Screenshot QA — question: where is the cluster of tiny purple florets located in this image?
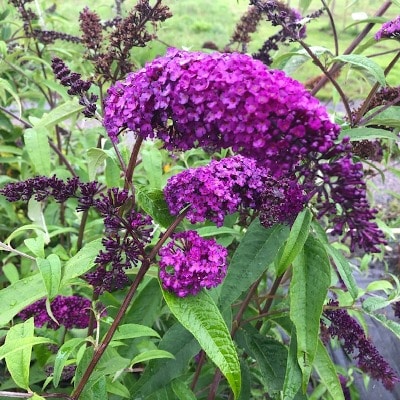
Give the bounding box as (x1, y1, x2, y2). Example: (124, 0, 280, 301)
(164, 155, 268, 226)
(18, 295, 92, 330)
(375, 16, 400, 41)
(103, 48, 339, 177)
(158, 231, 228, 297)
(323, 300, 400, 391)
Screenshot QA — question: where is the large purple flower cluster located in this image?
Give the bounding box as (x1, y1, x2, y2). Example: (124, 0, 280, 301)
(164, 155, 267, 226)
(159, 231, 228, 297)
(323, 300, 400, 391)
(103, 48, 339, 177)
(19, 295, 92, 330)
(375, 16, 400, 40)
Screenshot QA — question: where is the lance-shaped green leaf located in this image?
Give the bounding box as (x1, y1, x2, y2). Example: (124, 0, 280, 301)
(37, 254, 62, 300)
(136, 185, 175, 228)
(61, 238, 102, 285)
(290, 235, 330, 391)
(163, 289, 241, 399)
(236, 326, 287, 392)
(112, 323, 160, 341)
(339, 127, 399, 141)
(333, 54, 386, 86)
(53, 338, 86, 387)
(283, 328, 303, 400)
(313, 340, 344, 400)
(0, 335, 54, 361)
(131, 322, 200, 397)
(0, 274, 46, 326)
(276, 209, 312, 276)
(4, 318, 34, 389)
(367, 312, 400, 340)
(87, 148, 108, 181)
(219, 219, 289, 309)
(33, 99, 84, 129)
(24, 127, 51, 176)
(324, 244, 358, 300)
(131, 350, 175, 366)
(171, 379, 197, 400)
(363, 106, 400, 128)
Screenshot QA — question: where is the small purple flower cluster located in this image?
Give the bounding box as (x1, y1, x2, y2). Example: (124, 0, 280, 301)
(51, 57, 98, 117)
(159, 230, 228, 297)
(19, 295, 92, 330)
(164, 155, 268, 226)
(375, 16, 400, 40)
(85, 188, 153, 294)
(103, 49, 339, 177)
(323, 300, 400, 390)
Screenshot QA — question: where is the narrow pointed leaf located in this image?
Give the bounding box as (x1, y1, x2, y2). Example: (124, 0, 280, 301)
(34, 99, 84, 128)
(325, 244, 358, 300)
(283, 328, 303, 400)
(0, 336, 54, 360)
(24, 127, 51, 176)
(277, 209, 312, 276)
(4, 318, 34, 389)
(367, 312, 400, 340)
(112, 324, 160, 341)
(131, 350, 175, 366)
(37, 254, 62, 299)
(87, 148, 108, 181)
(0, 274, 46, 326)
(339, 127, 399, 141)
(163, 289, 241, 399)
(290, 235, 330, 391)
(171, 379, 197, 400)
(219, 219, 289, 309)
(313, 340, 344, 400)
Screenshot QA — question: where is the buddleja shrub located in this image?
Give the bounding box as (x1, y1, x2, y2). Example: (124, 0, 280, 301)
(1, 0, 400, 399)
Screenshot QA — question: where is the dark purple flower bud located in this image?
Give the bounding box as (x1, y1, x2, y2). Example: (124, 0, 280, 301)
(159, 230, 228, 297)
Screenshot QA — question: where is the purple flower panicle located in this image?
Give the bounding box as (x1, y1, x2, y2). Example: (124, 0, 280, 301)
(159, 231, 228, 297)
(164, 155, 267, 226)
(375, 16, 400, 40)
(103, 49, 339, 177)
(323, 300, 400, 390)
(19, 295, 92, 330)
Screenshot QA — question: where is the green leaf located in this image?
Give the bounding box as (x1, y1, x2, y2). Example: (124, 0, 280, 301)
(141, 142, 163, 189)
(313, 340, 344, 400)
(324, 244, 358, 300)
(366, 279, 393, 293)
(33, 99, 84, 129)
(136, 185, 175, 228)
(333, 54, 386, 86)
(237, 326, 287, 392)
(24, 127, 51, 176)
(196, 226, 239, 238)
(0, 274, 46, 326)
(163, 290, 241, 399)
(277, 209, 312, 276)
(363, 106, 400, 128)
(87, 148, 108, 181)
(290, 235, 330, 391)
(367, 313, 400, 340)
(362, 296, 391, 312)
(0, 77, 22, 116)
(171, 379, 197, 400)
(0, 336, 54, 361)
(112, 324, 160, 341)
(2, 263, 19, 284)
(61, 238, 102, 285)
(4, 318, 34, 389)
(37, 254, 62, 299)
(339, 127, 399, 141)
(53, 338, 85, 388)
(131, 323, 200, 397)
(219, 220, 289, 310)
(131, 350, 175, 366)
(24, 235, 45, 258)
(238, 358, 251, 400)
(283, 328, 303, 400)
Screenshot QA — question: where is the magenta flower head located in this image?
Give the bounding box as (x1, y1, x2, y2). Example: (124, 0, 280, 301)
(164, 155, 268, 226)
(103, 48, 340, 177)
(159, 231, 228, 297)
(375, 16, 400, 40)
(18, 295, 92, 330)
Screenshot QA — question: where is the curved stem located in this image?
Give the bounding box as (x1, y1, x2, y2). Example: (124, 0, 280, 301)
(297, 38, 353, 122)
(124, 136, 144, 191)
(311, 1, 393, 95)
(353, 50, 400, 126)
(321, 0, 339, 56)
(71, 207, 189, 400)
